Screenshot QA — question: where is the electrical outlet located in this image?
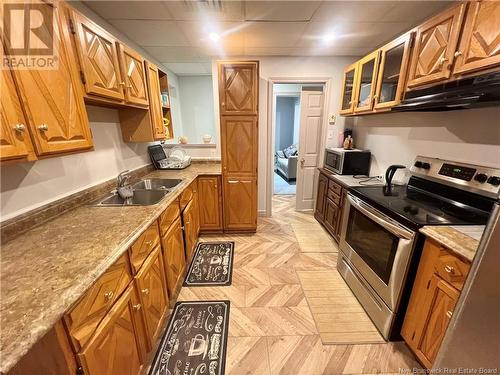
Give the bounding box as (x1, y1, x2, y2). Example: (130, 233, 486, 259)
(327, 129, 334, 139)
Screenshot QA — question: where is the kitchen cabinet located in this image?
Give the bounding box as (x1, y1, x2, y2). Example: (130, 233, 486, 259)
(353, 50, 380, 113)
(182, 199, 198, 261)
(128, 222, 161, 274)
(158, 199, 181, 235)
(198, 176, 223, 232)
(0, 68, 36, 162)
(402, 238, 471, 368)
(134, 246, 169, 350)
(162, 217, 186, 298)
(373, 33, 413, 110)
(145, 62, 166, 140)
(218, 61, 259, 116)
(339, 62, 359, 115)
(406, 4, 466, 88)
(117, 44, 149, 107)
(453, 1, 500, 76)
(77, 285, 147, 375)
(223, 178, 257, 232)
(323, 198, 340, 236)
(314, 172, 328, 222)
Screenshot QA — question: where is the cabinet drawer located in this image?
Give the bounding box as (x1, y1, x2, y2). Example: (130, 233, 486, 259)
(64, 254, 131, 351)
(129, 222, 160, 274)
(328, 179, 342, 195)
(434, 249, 470, 291)
(158, 199, 180, 235)
(327, 188, 341, 205)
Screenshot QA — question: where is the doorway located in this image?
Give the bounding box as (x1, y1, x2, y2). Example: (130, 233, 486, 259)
(267, 79, 330, 216)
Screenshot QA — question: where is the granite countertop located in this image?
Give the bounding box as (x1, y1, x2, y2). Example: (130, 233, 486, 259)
(319, 168, 383, 187)
(419, 225, 485, 262)
(0, 163, 221, 374)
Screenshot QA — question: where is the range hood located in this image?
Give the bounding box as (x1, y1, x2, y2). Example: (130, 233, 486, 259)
(393, 72, 500, 112)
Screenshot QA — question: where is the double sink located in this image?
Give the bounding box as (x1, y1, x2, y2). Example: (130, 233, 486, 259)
(95, 178, 183, 206)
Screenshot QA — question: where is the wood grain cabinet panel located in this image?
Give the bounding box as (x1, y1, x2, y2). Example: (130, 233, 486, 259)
(134, 246, 169, 350)
(129, 222, 161, 274)
(145, 62, 165, 139)
(182, 200, 197, 261)
(453, 1, 500, 75)
(78, 285, 146, 375)
(198, 176, 223, 231)
(162, 217, 186, 298)
(117, 44, 149, 107)
(69, 9, 124, 102)
(158, 199, 180, 236)
(0, 68, 36, 162)
(339, 62, 359, 115)
(10, 3, 93, 156)
(406, 4, 466, 88)
(353, 50, 381, 113)
(223, 178, 257, 231)
(64, 254, 131, 352)
(323, 198, 339, 236)
(221, 116, 258, 176)
(219, 62, 259, 115)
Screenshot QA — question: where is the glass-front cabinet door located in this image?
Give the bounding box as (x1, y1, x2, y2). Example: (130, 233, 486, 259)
(374, 33, 413, 110)
(354, 50, 380, 113)
(339, 62, 358, 115)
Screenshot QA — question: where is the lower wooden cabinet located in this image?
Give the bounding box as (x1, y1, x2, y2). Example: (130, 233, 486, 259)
(402, 238, 470, 368)
(182, 199, 198, 261)
(78, 284, 147, 375)
(162, 217, 186, 298)
(223, 177, 257, 231)
(198, 176, 223, 232)
(323, 198, 340, 237)
(314, 172, 328, 222)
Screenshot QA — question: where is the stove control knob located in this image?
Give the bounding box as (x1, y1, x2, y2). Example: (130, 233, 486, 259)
(474, 173, 488, 183)
(421, 162, 431, 170)
(414, 161, 423, 168)
(487, 176, 500, 186)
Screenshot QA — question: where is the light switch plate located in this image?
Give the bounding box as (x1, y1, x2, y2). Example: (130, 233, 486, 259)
(328, 114, 336, 124)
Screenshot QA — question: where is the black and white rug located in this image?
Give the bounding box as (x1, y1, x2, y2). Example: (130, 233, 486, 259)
(183, 242, 234, 287)
(149, 300, 231, 375)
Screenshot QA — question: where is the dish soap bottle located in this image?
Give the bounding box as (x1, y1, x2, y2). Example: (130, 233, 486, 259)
(343, 135, 353, 150)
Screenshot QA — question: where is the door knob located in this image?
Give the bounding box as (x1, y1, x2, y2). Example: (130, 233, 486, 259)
(38, 124, 48, 131)
(14, 124, 26, 133)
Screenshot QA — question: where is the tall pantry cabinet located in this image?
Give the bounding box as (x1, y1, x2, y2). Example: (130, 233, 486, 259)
(218, 61, 259, 232)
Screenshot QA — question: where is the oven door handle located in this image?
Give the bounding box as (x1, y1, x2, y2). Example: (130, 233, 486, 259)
(348, 194, 414, 239)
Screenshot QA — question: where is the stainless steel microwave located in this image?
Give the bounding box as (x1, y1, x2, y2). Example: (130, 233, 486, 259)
(323, 148, 371, 175)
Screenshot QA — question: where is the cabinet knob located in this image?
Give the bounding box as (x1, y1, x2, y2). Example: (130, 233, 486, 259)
(14, 124, 26, 133)
(104, 291, 114, 302)
(454, 51, 463, 58)
(132, 303, 142, 311)
(38, 124, 48, 131)
(214, 185, 217, 189)
(141, 288, 150, 296)
(444, 265, 455, 274)
(446, 310, 453, 319)
(119, 82, 126, 86)
(145, 240, 153, 247)
(439, 57, 449, 66)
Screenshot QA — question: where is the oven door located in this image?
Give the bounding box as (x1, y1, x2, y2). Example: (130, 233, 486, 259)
(324, 150, 342, 174)
(339, 193, 416, 311)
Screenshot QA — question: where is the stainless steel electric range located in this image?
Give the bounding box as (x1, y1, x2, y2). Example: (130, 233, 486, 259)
(337, 156, 500, 340)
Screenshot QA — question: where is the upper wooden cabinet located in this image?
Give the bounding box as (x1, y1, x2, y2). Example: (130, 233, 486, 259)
(219, 61, 259, 116)
(406, 4, 466, 88)
(0, 68, 36, 163)
(453, 1, 500, 76)
(198, 176, 223, 232)
(220, 116, 258, 176)
(339, 62, 359, 115)
(69, 8, 125, 102)
(353, 50, 380, 113)
(145, 62, 166, 140)
(374, 33, 413, 110)
(117, 44, 149, 107)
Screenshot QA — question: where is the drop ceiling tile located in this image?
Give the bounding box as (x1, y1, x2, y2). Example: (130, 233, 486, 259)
(162, 62, 210, 75)
(244, 22, 308, 48)
(380, 1, 451, 22)
(163, 1, 244, 21)
(195, 44, 244, 58)
(244, 47, 296, 56)
(244, 1, 321, 21)
(83, 1, 173, 20)
(108, 19, 189, 46)
(177, 21, 245, 48)
(143, 46, 201, 62)
(292, 46, 368, 57)
(312, 1, 397, 22)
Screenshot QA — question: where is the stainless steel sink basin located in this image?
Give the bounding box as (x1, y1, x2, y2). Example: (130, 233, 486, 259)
(131, 178, 183, 191)
(95, 189, 169, 206)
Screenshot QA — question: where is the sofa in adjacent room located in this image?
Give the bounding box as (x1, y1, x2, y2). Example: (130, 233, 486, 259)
(275, 144, 298, 181)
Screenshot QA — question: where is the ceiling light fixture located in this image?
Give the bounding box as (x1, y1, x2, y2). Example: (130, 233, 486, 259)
(209, 32, 220, 42)
(322, 33, 335, 44)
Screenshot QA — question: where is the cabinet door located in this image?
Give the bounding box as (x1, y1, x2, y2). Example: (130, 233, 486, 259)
(183, 200, 196, 261)
(145, 62, 165, 140)
(198, 176, 223, 231)
(406, 4, 466, 88)
(11, 4, 93, 156)
(224, 178, 257, 231)
(162, 217, 186, 297)
(374, 33, 412, 110)
(117, 44, 149, 107)
(314, 173, 328, 222)
(218, 61, 258, 115)
(78, 285, 146, 375)
(323, 198, 339, 236)
(221, 116, 258, 176)
(135, 246, 169, 350)
(0, 68, 35, 162)
(453, 1, 500, 76)
(353, 50, 380, 113)
(415, 275, 459, 367)
(70, 9, 124, 101)
(339, 62, 359, 115)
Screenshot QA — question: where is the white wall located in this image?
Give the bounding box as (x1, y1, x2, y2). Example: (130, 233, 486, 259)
(354, 107, 500, 183)
(275, 96, 298, 150)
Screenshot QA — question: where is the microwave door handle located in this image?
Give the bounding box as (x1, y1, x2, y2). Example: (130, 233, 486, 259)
(348, 194, 414, 239)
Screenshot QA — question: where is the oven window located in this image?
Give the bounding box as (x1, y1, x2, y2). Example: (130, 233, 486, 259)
(345, 207, 399, 284)
(325, 152, 340, 171)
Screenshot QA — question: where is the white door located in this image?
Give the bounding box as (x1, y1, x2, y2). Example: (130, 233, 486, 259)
(296, 88, 324, 211)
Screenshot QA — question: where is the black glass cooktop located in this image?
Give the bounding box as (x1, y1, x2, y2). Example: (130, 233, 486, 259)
(350, 177, 493, 230)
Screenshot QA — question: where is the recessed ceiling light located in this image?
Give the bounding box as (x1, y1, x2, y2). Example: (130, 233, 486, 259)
(209, 32, 220, 41)
(322, 33, 335, 43)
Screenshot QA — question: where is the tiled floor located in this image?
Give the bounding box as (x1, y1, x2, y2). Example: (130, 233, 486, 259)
(177, 195, 420, 374)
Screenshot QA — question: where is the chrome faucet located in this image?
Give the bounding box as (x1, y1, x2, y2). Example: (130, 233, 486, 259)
(117, 170, 131, 189)
(116, 170, 134, 200)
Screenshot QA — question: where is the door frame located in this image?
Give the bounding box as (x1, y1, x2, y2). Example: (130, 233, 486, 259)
(266, 77, 332, 217)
